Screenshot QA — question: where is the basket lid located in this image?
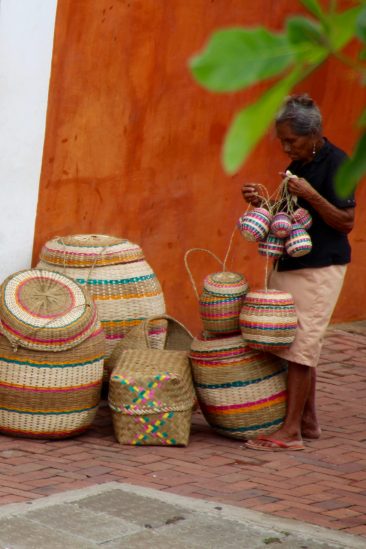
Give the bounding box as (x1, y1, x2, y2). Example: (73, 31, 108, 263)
(189, 333, 249, 361)
(39, 234, 145, 267)
(203, 272, 248, 296)
(0, 269, 98, 351)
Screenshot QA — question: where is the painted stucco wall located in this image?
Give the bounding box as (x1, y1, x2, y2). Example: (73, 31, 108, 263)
(0, 0, 57, 282)
(33, 0, 366, 335)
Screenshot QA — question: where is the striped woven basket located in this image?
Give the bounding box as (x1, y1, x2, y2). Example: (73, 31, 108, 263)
(0, 269, 105, 438)
(239, 289, 297, 351)
(108, 316, 195, 446)
(190, 333, 287, 439)
(37, 234, 166, 376)
(184, 248, 248, 336)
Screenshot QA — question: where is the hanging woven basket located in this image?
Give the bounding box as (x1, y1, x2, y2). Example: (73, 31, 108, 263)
(0, 269, 105, 438)
(239, 289, 297, 351)
(285, 224, 312, 258)
(258, 233, 285, 258)
(37, 234, 166, 377)
(270, 211, 292, 238)
(189, 333, 287, 440)
(237, 207, 272, 242)
(292, 207, 312, 230)
(184, 248, 248, 336)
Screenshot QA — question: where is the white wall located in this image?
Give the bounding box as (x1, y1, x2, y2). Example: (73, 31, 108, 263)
(0, 0, 57, 282)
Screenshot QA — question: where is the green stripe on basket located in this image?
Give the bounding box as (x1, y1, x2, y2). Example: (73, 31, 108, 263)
(0, 405, 98, 416)
(195, 366, 287, 390)
(0, 356, 103, 368)
(211, 416, 284, 432)
(76, 274, 155, 285)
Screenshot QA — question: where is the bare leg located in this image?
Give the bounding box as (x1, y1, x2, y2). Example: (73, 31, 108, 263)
(301, 369, 321, 439)
(245, 361, 311, 450)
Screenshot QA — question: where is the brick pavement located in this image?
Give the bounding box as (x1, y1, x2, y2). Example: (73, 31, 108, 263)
(0, 326, 365, 537)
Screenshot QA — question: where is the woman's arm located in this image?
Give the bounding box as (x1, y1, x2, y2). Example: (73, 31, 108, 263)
(286, 175, 355, 234)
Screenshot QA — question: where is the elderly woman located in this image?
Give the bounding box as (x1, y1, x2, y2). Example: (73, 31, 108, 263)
(242, 94, 355, 451)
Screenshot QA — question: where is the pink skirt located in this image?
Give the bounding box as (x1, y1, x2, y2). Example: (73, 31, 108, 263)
(268, 265, 347, 367)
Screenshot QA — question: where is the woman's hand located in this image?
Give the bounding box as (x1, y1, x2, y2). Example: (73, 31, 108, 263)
(280, 172, 316, 201)
(241, 183, 265, 207)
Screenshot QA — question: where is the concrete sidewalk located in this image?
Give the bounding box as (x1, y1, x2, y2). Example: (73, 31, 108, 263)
(0, 482, 364, 548)
(0, 324, 365, 547)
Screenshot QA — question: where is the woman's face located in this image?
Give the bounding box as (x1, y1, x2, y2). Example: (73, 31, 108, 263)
(276, 121, 315, 163)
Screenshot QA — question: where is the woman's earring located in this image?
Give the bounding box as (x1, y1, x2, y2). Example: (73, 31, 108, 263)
(312, 143, 316, 156)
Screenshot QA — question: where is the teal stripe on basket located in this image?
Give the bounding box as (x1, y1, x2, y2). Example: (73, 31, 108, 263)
(0, 405, 98, 416)
(212, 416, 284, 432)
(195, 366, 287, 390)
(76, 273, 155, 285)
(0, 356, 103, 369)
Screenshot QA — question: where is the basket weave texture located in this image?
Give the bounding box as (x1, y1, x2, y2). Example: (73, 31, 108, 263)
(0, 269, 105, 438)
(240, 290, 297, 351)
(190, 333, 287, 440)
(37, 234, 166, 372)
(108, 315, 195, 446)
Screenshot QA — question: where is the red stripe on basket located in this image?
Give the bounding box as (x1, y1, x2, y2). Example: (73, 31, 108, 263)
(204, 390, 287, 414)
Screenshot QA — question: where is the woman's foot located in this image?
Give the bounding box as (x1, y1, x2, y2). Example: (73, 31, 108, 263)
(301, 414, 321, 439)
(245, 427, 304, 451)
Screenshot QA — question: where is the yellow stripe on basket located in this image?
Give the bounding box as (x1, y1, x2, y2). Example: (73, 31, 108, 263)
(93, 290, 161, 301)
(213, 394, 286, 415)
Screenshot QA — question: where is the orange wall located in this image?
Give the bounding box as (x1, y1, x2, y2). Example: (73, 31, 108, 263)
(33, 0, 366, 336)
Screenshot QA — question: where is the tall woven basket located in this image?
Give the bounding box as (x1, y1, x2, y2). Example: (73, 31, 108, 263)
(189, 333, 287, 440)
(240, 289, 297, 351)
(37, 234, 166, 377)
(108, 315, 196, 446)
(0, 269, 105, 438)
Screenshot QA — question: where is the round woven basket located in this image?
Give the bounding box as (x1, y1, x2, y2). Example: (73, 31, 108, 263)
(239, 289, 297, 351)
(189, 333, 287, 439)
(37, 234, 166, 375)
(292, 207, 312, 230)
(199, 272, 249, 335)
(285, 224, 312, 258)
(237, 207, 272, 242)
(0, 269, 105, 438)
(258, 233, 285, 258)
(270, 212, 292, 238)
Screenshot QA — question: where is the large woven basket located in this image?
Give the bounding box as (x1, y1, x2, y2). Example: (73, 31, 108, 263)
(108, 315, 195, 445)
(190, 333, 287, 440)
(0, 269, 105, 438)
(240, 289, 297, 351)
(37, 234, 166, 375)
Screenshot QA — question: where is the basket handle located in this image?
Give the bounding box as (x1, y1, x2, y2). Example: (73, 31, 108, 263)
(141, 314, 193, 351)
(184, 248, 223, 301)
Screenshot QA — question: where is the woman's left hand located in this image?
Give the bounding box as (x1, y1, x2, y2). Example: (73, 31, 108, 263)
(280, 172, 316, 201)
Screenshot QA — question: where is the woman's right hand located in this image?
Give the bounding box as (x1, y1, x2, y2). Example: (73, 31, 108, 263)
(241, 183, 265, 207)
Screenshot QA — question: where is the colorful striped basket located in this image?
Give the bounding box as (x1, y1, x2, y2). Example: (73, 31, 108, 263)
(189, 333, 287, 439)
(292, 207, 312, 230)
(184, 248, 248, 336)
(285, 224, 312, 258)
(0, 269, 105, 438)
(239, 289, 297, 351)
(108, 316, 195, 446)
(237, 207, 272, 242)
(37, 234, 166, 377)
(270, 211, 292, 239)
(258, 233, 285, 258)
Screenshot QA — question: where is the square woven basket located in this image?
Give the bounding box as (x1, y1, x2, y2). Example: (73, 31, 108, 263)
(108, 315, 195, 446)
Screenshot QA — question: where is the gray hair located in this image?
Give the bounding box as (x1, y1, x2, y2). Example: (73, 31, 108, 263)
(275, 93, 323, 136)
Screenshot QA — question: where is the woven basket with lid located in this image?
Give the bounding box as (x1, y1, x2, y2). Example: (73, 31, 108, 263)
(37, 234, 166, 375)
(0, 269, 105, 438)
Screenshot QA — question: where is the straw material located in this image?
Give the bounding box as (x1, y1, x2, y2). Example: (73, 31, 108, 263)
(199, 272, 249, 335)
(258, 233, 285, 258)
(37, 235, 166, 372)
(240, 290, 297, 351)
(292, 207, 312, 230)
(190, 333, 287, 440)
(285, 224, 312, 258)
(237, 208, 272, 242)
(270, 212, 292, 238)
(0, 324, 105, 438)
(0, 270, 96, 352)
(107, 314, 192, 375)
(108, 315, 195, 445)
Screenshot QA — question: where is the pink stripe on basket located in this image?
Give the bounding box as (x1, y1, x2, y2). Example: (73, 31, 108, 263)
(208, 390, 286, 411)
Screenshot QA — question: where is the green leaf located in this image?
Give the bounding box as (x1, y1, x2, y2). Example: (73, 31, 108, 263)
(189, 28, 294, 92)
(356, 5, 366, 43)
(335, 131, 366, 197)
(222, 68, 303, 174)
(358, 108, 366, 128)
(286, 16, 329, 63)
(327, 6, 363, 51)
(300, 0, 326, 22)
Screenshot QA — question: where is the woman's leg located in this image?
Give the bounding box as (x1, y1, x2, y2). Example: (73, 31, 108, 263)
(301, 368, 321, 439)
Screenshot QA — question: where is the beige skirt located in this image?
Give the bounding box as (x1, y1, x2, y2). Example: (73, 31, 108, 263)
(268, 265, 347, 367)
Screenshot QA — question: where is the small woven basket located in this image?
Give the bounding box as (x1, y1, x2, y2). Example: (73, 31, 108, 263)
(37, 234, 166, 377)
(0, 269, 105, 438)
(190, 333, 287, 439)
(270, 211, 292, 239)
(237, 207, 272, 242)
(108, 315, 195, 446)
(258, 233, 285, 258)
(285, 224, 312, 258)
(184, 248, 248, 336)
(292, 207, 312, 230)
(240, 289, 297, 351)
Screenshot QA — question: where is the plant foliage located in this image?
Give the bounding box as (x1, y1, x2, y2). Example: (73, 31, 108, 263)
(189, 0, 366, 196)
